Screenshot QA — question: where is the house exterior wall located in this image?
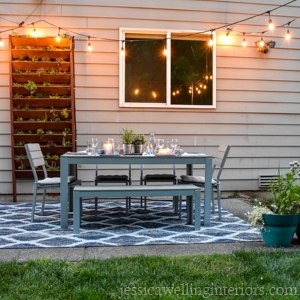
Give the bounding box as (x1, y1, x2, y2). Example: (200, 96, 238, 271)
(0, 0, 299, 200)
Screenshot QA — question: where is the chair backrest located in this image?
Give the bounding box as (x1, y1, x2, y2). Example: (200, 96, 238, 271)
(25, 143, 48, 182)
(95, 164, 132, 181)
(213, 145, 231, 182)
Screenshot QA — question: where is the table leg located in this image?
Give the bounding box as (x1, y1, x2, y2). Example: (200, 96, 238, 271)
(60, 157, 69, 228)
(203, 156, 213, 225)
(186, 164, 193, 224)
(194, 189, 201, 230)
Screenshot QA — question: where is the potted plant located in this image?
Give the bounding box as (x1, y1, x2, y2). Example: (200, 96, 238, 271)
(120, 127, 134, 154)
(248, 161, 300, 247)
(132, 133, 147, 154)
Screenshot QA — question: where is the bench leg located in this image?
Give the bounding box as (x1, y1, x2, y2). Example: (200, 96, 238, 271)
(194, 189, 201, 230)
(73, 191, 81, 234)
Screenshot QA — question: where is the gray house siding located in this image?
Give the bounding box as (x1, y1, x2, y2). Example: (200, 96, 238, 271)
(0, 0, 299, 199)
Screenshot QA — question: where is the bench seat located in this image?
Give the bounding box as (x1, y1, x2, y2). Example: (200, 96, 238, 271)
(72, 185, 201, 234)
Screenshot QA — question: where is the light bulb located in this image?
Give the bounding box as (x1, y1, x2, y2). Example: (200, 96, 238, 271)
(208, 34, 213, 47)
(259, 38, 264, 47)
(32, 28, 37, 37)
(242, 38, 247, 47)
(120, 46, 125, 56)
(56, 34, 61, 42)
(268, 19, 274, 30)
(0, 38, 3, 47)
(163, 47, 168, 56)
(87, 42, 92, 52)
(285, 29, 291, 40)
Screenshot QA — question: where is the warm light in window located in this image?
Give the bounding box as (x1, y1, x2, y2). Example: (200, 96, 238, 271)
(210, 75, 213, 80)
(172, 91, 176, 96)
(152, 91, 157, 98)
(176, 90, 179, 94)
(205, 75, 208, 80)
(134, 89, 139, 95)
(197, 90, 201, 94)
(204, 85, 207, 89)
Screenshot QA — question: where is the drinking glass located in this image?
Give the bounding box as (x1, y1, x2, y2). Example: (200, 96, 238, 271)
(91, 138, 98, 154)
(156, 139, 164, 154)
(171, 139, 179, 153)
(86, 140, 93, 155)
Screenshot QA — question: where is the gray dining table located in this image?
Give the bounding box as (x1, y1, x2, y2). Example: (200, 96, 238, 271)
(60, 154, 213, 228)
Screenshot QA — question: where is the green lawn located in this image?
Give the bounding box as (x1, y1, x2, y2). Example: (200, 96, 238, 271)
(0, 250, 299, 299)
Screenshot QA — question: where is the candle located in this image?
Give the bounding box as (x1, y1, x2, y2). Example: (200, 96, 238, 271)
(103, 142, 113, 155)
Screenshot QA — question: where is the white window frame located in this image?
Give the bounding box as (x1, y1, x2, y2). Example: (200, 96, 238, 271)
(119, 28, 216, 109)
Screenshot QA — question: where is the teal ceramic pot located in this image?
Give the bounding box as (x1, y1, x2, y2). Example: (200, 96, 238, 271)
(296, 220, 300, 240)
(261, 214, 299, 248)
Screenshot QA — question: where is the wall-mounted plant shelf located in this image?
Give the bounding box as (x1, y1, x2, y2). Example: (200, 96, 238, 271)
(9, 35, 76, 201)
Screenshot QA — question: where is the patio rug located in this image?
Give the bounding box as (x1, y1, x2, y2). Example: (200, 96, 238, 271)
(0, 200, 261, 249)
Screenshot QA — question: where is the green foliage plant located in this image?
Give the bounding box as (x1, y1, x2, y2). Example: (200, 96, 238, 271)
(48, 68, 57, 75)
(248, 161, 300, 228)
(132, 133, 147, 145)
(36, 68, 46, 77)
(61, 108, 69, 119)
(49, 94, 60, 99)
(17, 54, 27, 61)
(36, 128, 44, 139)
(120, 127, 134, 144)
(41, 57, 50, 62)
(24, 80, 37, 97)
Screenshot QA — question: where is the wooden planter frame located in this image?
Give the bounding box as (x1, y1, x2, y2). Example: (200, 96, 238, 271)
(9, 35, 76, 201)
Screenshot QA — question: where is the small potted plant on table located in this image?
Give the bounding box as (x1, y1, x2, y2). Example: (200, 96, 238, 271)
(132, 133, 147, 154)
(248, 161, 300, 247)
(120, 127, 134, 154)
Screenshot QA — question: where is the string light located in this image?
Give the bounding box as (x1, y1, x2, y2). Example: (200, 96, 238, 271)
(0, 0, 296, 54)
(242, 33, 247, 47)
(285, 29, 291, 40)
(87, 37, 92, 52)
(32, 24, 37, 37)
(259, 37, 265, 47)
(120, 40, 125, 56)
(285, 23, 291, 40)
(208, 33, 213, 47)
(163, 40, 168, 56)
(56, 27, 61, 42)
(268, 12, 275, 30)
(0, 37, 3, 47)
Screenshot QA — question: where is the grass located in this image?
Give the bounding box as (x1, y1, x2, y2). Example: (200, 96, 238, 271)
(0, 250, 300, 299)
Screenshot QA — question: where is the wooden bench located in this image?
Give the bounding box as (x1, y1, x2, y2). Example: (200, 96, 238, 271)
(72, 185, 201, 234)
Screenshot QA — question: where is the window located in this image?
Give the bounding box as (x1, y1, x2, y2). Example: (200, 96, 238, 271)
(119, 29, 216, 108)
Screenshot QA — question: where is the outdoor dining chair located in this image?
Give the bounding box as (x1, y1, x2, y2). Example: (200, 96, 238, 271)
(25, 143, 81, 222)
(94, 164, 132, 214)
(140, 164, 178, 212)
(178, 144, 231, 220)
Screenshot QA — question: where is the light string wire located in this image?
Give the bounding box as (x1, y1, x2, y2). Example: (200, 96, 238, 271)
(0, 0, 298, 43)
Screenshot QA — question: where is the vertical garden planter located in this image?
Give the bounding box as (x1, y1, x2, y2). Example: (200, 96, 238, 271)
(9, 35, 76, 201)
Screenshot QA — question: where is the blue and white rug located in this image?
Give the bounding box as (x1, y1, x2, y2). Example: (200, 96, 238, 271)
(0, 200, 261, 248)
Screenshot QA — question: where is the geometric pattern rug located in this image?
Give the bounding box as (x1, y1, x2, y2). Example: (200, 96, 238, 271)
(0, 200, 262, 249)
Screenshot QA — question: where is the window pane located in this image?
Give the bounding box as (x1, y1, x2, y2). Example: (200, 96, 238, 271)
(125, 36, 166, 103)
(171, 38, 213, 105)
